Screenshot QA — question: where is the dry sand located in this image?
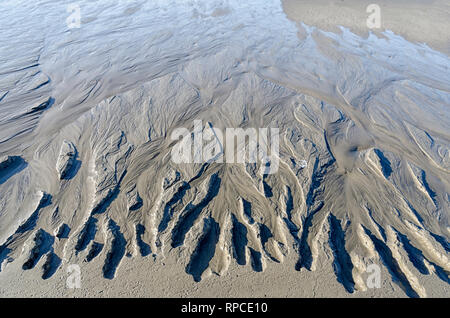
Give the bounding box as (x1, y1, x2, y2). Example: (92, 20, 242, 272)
(0, 0, 449, 298)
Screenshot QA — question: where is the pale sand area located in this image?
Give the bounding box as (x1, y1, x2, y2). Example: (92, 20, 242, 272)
(282, 0, 450, 55)
(0, 0, 449, 298)
(1, 240, 449, 297)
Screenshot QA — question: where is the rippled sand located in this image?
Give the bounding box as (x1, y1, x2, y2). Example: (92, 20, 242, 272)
(0, 0, 449, 297)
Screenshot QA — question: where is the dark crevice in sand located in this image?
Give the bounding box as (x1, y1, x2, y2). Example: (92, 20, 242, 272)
(249, 248, 263, 272)
(91, 186, 123, 216)
(136, 224, 151, 257)
(259, 223, 278, 262)
(395, 230, 429, 275)
(231, 214, 248, 266)
(420, 170, 437, 207)
(158, 181, 191, 233)
(429, 262, 450, 284)
(0, 192, 51, 271)
(86, 241, 104, 262)
(429, 232, 450, 253)
(56, 223, 71, 239)
(363, 226, 420, 298)
(0, 245, 12, 272)
(328, 214, 355, 293)
(62, 158, 81, 181)
(171, 173, 221, 248)
(374, 149, 392, 179)
(186, 217, 220, 282)
(23, 97, 54, 117)
(103, 220, 126, 279)
(262, 173, 273, 198)
(366, 206, 387, 242)
(17, 195, 51, 234)
(295, 201, 324, 271)
(262, 180, 273, 198)
(0, 156, 28, 185)
(75, 216, 98, 254)
(283, 185, 299, 239)
(296, 156, 333, 271)
(42, 252, 61, 279)
(0, 91, 8, 103)
(242, 199, 255, 224)
(22, 229, 54, 271)
(404, 201, 424, 226)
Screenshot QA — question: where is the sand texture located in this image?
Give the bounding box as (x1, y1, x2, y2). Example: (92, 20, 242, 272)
(0, 0, 449, 298)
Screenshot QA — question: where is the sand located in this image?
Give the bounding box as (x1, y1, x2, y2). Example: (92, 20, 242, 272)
(282, 0, 450, 56)
(0, 0, 449, 298)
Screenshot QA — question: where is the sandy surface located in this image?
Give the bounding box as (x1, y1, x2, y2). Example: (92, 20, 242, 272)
(0, 0, 449, 298)
(282, 0, 450, 55)
(1, 240, 449, 298)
